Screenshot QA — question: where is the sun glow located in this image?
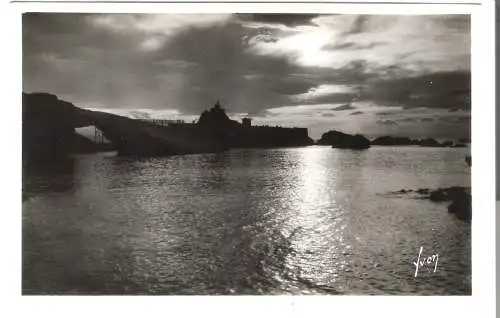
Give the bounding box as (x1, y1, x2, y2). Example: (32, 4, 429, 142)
(280, 29, 336, 67)
(249, 27, 343, 68)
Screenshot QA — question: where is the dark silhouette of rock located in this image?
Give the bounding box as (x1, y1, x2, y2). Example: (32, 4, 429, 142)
(317, 130, 370, 149)
(392, 186, 471, 221)
(197, 100, 240, 129)
(370, 136, 469, 148)
(466, 156, 471, 166)
(23, 92, 99, 164)
(416, 188, 430, 195)
(371, 136, 414, 146)
(429, 189, 448, 202)
(419, 138, 441, 147)
(447, 193, 472, 221)
(428, 187, 469, 202)
(442, 140, 454, 147)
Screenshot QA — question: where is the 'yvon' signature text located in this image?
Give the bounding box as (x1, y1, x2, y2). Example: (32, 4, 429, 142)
(413, 246, 439, 277)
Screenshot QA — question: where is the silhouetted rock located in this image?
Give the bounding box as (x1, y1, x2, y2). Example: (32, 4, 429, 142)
(447, 193, 472, 221)
(392, 186, 471, 221)
(317, 130, 370, 149)
(428, 187, 469, 202)
(429, 189, 448, 202)
(442, 140, 454, 147)
(23, 92, 98, 164)
(371, 136, 414, 146)
(419, 138, 441, 147)
(416, 188, 430, 195)
(370, 136, 460, 147)
(197, 100, 240, 129)
(466, 156, 471, 166)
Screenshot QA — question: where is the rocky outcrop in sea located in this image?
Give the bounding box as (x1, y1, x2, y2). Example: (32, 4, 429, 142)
(317, 130, 370, 149)
(391, 187, 471, 222)
(371, 135, 469, 148)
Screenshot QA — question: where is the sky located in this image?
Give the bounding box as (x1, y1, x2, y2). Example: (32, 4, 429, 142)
(23, 13, 470, 140)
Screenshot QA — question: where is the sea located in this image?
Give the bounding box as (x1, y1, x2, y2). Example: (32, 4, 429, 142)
(22, 146, 471, 295)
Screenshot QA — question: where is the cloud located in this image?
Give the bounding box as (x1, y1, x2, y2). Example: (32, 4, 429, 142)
(400, 117, 418, 123)
(332, 103, 355, 111)
(322, 41, 386, 51)
(321, 113, 336, 117)
(249, 14, 470, 70)
(266, 104, 335, 116)
(89, 13, 232, 36)
(236, 14, 321, 27)
(350, 111, 364, 116)
(359, 71, 470, 110)
(343, 16, 370, 36)
(291, 84, 359, 105)
(377, 119, 399, 126)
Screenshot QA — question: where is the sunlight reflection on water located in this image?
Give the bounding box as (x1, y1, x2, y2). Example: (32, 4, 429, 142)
(23, 146, 471, 295)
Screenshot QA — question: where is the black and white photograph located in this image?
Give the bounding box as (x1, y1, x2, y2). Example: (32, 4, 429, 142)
(21, 9, 475, 296)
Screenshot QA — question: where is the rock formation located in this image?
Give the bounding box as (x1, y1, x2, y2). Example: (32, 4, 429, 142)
(371, 136, 415, 146)
(392, 186, 471, 222)
(317, 130, 370, 149)
(23, 92, 98, 163)
(371, 135, 469, 148)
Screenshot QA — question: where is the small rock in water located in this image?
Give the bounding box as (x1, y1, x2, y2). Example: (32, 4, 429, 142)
(416, 188, 430, 195)
(389, 186, 471, 222)
(448, 193, 472, 222)
(429, 189, 447, 202)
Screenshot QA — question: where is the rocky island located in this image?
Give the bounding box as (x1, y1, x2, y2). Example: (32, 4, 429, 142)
(317, 130, 371, 149)
(371, 135, 468, 148)
(315, 132, 470, 150)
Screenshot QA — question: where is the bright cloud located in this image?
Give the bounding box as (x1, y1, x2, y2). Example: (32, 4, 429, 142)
(247, 15, 469, 72)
